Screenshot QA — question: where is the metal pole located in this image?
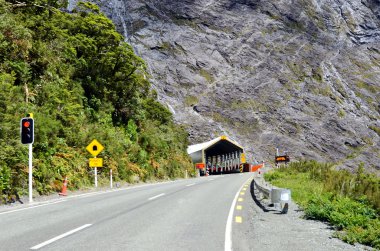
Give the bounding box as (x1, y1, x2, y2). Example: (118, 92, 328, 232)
(110, 169, 113, 189)
(94, 167, 98, 188)
(28, 143, 33, 203)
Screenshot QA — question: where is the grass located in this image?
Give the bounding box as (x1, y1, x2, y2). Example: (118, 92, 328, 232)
(264, 161, 380, 249)
(265, 172, 323, 208)
(338, 109, 346, 118)
(184, 96, 198, 107)
(369, 125, 380, 136)
(199, 69, 214, 83)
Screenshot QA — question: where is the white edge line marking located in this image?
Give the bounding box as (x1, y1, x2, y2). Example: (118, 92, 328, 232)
(0, 179, 188, 215)
(148, 193, 165, 201)
(2, 177, 208, 216)
(224, 175, 253, 251)
(0, 200, 67, 216)
(186, 183, 196, 187)
(30, 224, 92, 250)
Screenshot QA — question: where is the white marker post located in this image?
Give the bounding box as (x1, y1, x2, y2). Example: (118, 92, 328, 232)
(110, 169, 113, 189)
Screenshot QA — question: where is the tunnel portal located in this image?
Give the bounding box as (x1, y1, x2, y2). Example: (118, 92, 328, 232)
(187, 136, 244, 175)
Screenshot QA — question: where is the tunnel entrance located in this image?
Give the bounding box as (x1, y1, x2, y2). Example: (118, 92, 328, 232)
(187, 136, 244, 175)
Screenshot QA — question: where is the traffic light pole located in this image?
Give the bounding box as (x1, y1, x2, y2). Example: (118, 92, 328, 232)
(21, 114, 34, 203)
(28, 143, 33, 203)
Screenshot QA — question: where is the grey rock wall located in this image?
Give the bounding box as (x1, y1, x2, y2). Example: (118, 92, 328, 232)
(75, 0, 380, 171)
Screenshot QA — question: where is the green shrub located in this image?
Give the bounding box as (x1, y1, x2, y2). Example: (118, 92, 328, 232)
(0, 0, 193, 203)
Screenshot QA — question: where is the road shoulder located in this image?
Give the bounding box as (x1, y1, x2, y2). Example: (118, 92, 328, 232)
(233, 179, 372, 251)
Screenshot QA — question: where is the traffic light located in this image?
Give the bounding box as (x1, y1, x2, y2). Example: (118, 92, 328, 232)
(21, 117, 34, 144)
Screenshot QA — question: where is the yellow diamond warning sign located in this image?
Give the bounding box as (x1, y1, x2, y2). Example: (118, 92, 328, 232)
(86, 139, 104, 157)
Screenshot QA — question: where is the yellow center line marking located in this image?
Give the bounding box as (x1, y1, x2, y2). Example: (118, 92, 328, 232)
(238, 198, 243, 202)
(235, 216, 242, 223)
(236, 205, 242, 210)
(240, 192, 245, 195)
(242, 188, 247, 191)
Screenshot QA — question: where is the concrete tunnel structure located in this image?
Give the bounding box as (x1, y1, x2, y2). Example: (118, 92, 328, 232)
(187, 136, 245, 175)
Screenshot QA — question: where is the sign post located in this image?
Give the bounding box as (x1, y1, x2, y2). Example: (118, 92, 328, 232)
(94, 164, 98, 188)
(86, 139, 104, 188)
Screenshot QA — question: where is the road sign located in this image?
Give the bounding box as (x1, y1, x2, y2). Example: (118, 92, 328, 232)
(195, 163, 205, 169)
(240, 153, 246, 163)
(89, 158, 103, 167)
(275, 155, 290, 164)
(86, 139, 104, 157)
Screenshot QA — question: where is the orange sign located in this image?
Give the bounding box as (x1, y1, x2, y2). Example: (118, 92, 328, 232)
(275, 155, 290, 163)
(195, 163, 205, 169)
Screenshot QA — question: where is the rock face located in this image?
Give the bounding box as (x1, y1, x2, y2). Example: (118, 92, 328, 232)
(72, 0, 380, 171)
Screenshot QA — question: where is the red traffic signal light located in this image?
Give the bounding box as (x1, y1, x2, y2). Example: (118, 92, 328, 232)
(21, 118, 34, 144)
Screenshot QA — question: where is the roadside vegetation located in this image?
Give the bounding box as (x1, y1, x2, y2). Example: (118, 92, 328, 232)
(0, 0, 193, 203)
(265, 161, 380, 249)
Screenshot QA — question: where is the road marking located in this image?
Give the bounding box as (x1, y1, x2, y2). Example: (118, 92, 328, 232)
(225, 175, 253, 251)
(235, 216, 242, 223)
(240, 192, 245, 195)
(0, 200, 67, 216)
(242, 188, 247, 191)
(209, 179, 215, 181)
(238, 198, 244, 202)
(186, 183, 196, 187)
(1, 177, 207, 216)
(30, 224, 92, 250)
(148, 193, 165, 201)
(236, 205, 242, 210)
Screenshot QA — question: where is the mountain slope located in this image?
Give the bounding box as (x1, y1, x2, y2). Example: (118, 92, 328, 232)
(79, 0, 380, 171)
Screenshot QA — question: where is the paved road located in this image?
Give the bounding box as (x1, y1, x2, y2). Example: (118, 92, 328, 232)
(0, 173, 254, 250)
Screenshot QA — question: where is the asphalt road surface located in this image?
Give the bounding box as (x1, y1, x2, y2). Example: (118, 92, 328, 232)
(0, 173, 254, 250)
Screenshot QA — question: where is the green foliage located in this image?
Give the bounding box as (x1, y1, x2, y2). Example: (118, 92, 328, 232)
(304, 194, 380, 248)
(369, 125, 380, 136)
(338, 109, 346, 118)
(199, 69, 214, 83)
(265, 161, 380, 248)
(184, 96, 199, 107)
(0, 165, 12, 201)
(0, 0, 192, 203)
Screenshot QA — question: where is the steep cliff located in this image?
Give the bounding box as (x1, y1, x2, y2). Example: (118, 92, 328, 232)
(72, 0, 380, 171)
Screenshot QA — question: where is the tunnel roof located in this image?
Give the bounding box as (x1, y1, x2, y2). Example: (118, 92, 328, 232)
(187, 136, 243, 155)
